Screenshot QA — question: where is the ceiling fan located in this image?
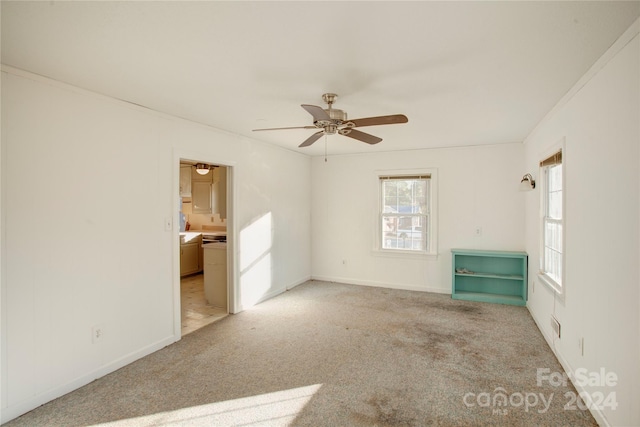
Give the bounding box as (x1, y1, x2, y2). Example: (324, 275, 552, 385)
(253, 93, 408, 147)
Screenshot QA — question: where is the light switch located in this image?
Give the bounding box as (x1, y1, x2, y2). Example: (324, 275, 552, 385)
(165, 217, 173, 231)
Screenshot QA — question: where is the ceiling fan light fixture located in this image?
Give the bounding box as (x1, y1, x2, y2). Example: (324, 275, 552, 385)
(195, 163, 211, 175)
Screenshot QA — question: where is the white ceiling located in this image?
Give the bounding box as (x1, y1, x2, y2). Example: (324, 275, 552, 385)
(2, 1, 639, 156)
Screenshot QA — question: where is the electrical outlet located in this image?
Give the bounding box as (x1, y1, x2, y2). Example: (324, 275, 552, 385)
(474, 227, 482, 237)
(92, 325, 104, 344)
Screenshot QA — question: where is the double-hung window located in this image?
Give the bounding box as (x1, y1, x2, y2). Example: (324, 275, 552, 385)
(540, 150, 563, 292)
(379, 174, 431, 253)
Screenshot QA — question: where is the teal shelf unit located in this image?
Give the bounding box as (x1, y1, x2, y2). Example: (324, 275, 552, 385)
(451, 249, 528, 306)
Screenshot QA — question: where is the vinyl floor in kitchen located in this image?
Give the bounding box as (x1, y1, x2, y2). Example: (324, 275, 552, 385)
(181, 273, 227, 336)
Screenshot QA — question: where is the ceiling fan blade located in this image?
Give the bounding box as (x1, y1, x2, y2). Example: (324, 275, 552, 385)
(301, 104, 330, 121)
(299, 131, 324, 147)
(341, 128, 382, 145)
(253, 126, 317, 131)
(348, 114, 408, 128)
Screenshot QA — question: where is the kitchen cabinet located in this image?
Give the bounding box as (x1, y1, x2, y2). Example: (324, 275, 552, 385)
(179, 165, 192, 197)
(204, 243, 227, 309)
(451, 249, 528, 306)
(192, 182, 212, 214)
(180, 234, 202, 276)
(212, 167, 227, 219)
(191, 168, 213, 214)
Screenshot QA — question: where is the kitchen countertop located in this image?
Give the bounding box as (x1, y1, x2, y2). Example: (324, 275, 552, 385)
(179, 232, 202, 246)
(180, 230, 226, 236)
(180, 231, 202, 238)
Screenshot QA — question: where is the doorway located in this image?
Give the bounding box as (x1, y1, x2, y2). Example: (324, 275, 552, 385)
(175, 158, 235, 337)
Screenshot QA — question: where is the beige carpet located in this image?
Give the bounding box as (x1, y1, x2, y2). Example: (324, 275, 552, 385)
(4, 280, 596, 426)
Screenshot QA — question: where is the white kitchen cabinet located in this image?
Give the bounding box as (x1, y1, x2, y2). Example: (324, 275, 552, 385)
(192, 182, 212, 214)
(212, 167, 227, 219)
(179, 165, 192, 197)
(191, 168, 213, 214)
(180, 234, 202, 276)
(204, 244, 227, 309)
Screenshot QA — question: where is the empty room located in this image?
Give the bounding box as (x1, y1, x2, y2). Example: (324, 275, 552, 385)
(1, 2, 639, 426)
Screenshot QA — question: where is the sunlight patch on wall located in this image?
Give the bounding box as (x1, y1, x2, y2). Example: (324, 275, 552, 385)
(92, 384, 322, 426)
(241, 253, 272, 308)
(239, 212, 273, 308)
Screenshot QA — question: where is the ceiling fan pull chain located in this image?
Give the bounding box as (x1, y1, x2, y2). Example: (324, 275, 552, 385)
(324, 134, 328, 162)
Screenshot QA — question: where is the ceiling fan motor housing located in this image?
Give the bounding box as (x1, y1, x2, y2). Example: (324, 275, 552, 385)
(316, 107, 348, 134)
(319, 92, 347, 133)
(325, 108, 347, 122)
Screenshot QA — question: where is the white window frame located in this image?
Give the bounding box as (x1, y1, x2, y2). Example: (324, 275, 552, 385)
(374, 168, 438, 258)
(538, 143, 565, 296)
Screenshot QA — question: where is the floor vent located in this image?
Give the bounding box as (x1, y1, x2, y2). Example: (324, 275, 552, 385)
(550, 316, 561, 339)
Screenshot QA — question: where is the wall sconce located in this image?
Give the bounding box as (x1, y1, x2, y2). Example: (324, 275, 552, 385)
(195, 163, 211, 175)
(519, 173, 535, 191)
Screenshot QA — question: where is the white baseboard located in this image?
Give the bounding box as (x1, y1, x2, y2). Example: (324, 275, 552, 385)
(236, 276, 312, 312)
(287, 275, 311, 290)
(1, 335, 179, 424)
(310, 275, 450, 295)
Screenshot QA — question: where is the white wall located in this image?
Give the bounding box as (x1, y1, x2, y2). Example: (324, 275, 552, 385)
(311, 143, 524, 293)
(0, 69, 311, 423)
(523, 22, 639, 426)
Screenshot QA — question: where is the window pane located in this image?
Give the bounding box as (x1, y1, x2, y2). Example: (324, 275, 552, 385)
(548, 165, 562, 192)
(383, 181, 399, 212)
(382, 179, 427, 214)
(548, 190, 562, 219)
(382, 214, 426, 251)
(414, 181, 428, 214)
(544, 220, 562, 252)
(544, 247, 562, 285)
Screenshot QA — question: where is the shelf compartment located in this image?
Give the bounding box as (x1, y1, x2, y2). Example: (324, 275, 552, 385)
(452, 249, 528, 307)
(455, 254, 523, 277)
(454, 275, 522, 296)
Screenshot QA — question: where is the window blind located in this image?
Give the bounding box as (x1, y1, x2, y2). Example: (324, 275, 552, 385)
(379, 174, 431, 181)
(540, 150, 562, 167)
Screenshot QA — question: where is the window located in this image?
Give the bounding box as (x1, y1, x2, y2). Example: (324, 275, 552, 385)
(379, 174, 430, 252)
(540, 150, 563, 291)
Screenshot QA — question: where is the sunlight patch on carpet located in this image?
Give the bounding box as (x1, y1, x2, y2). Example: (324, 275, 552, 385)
(92, 384, 322, 427)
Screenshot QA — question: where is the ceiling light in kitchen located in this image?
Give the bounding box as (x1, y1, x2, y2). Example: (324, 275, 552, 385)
(195, 163, 211, 175)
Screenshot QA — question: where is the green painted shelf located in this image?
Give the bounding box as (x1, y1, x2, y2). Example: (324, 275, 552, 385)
(451, 249, 528, 306)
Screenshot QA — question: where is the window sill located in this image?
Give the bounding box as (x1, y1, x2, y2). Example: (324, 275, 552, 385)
(538, 273, 563, 297)
(372, 249, 438, 260)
